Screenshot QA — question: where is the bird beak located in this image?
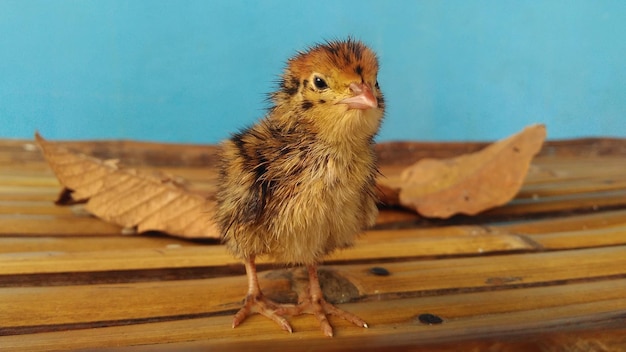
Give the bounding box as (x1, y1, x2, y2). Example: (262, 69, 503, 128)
(337, 82, 378, 110)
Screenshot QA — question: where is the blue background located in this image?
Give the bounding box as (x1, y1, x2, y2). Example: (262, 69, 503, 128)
(2, 0, 625, 143)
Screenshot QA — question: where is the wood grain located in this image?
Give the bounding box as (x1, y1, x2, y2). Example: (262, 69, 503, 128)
(1, 137, 626, 350)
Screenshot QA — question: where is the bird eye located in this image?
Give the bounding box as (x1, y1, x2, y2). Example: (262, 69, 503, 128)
(313, 76, 328, 90)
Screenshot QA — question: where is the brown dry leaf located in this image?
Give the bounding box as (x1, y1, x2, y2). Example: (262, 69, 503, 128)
(35, 133, 219, 239)
(380, 124, 546, 218)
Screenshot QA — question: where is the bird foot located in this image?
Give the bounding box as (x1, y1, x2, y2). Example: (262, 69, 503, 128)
(232, 293, 294, 333)
(232, 261, 366, 336)
(278, 297, 368, 337)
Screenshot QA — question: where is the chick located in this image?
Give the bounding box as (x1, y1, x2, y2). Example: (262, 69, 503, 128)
(215, 38, 385, 337)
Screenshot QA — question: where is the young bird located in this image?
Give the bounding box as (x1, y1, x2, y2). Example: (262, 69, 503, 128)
(215, 38, 385, 337)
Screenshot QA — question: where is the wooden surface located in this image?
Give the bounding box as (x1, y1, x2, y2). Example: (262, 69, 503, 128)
(1, 137, 626, 351)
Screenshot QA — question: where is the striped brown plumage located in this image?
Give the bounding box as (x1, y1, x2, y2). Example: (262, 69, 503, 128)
(215, 38, 384, 337)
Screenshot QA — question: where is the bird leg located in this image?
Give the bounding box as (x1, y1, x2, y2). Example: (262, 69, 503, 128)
(232, 255, 293, 333)
(280, 264, 368, 337)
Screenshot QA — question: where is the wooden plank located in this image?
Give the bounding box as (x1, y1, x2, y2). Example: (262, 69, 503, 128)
(375, 208, 421, 225)
(0, 185, 60, 197)
(102, 322, 626, 352)
(498, 208, 626, 233)
(0, 227, 533, 275)
(374, 138, 626, 167)
(0, 174, 59, 187)
(494, 209, 626, 249)
(332, 226, 535, 260)
(1, 137, 625, 350)
(373, 209, 626, 254)
(528, 157, 626, 176)
(484, 189, 626, 216)
(130, 300, 625, 352)
(1, 280, 625, 350)
(517, 176, 626, 198)
(0, 214, 122, 236)
(7, 191, 621, 239)
(3, 247, 626, 330)
(0, 236, 191, 254)
(2, 217, 569, 277)
(529, 224, 626, 250)
(352, 246, 626, 295)
(3, 152, 624, 238)
(4, 143, 625, 190)
(0, 192, 59, 202)
(5, 216, 626, 276)
(0, 200, 79, 216)
(0, 245, 232, 275)
(3, 137, 624, 168)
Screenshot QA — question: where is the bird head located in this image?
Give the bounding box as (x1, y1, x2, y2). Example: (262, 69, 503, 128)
(272, 39, 385, 145)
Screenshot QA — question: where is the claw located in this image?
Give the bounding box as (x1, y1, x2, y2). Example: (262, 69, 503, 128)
(233, 258, 366, 336)
(233, 256, 295, 333)
(286, 265, 368, 337)
(232, 293, 294, 333)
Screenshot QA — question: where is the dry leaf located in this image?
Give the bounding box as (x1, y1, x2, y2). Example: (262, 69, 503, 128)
(36, 133, 219, 239)
(380, 124, 546, 218)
